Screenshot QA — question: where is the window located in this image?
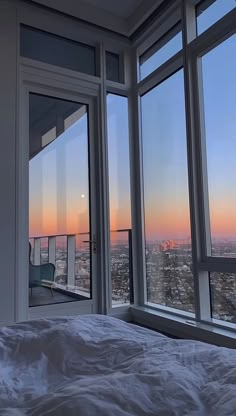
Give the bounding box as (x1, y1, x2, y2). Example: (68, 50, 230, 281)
(201, 35, 236, 256)
(106, 52, 121, 83)
(140, 30, 182, 80)
(210, 273, 236, 323)
(15, 0, 235, 335)
(136, 0, 236, 335)
(106, 94, 132, 305)
(29, 94, 91, 307)
(197, 0, 235, 35)
(21, 25, 96, 76)
(141, 70, 194, 313)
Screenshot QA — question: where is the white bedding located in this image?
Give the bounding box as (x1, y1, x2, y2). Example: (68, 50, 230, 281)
(0, 315, 235, 415)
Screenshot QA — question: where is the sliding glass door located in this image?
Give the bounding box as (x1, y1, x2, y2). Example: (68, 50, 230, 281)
(28, 93, 94, 308)
(18, 71, 99, 320)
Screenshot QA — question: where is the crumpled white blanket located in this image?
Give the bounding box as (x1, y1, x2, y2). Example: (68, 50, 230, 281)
(0, 314, 235, 415)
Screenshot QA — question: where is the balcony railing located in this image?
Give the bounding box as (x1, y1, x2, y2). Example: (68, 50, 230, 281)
(29, 229, 134, 304)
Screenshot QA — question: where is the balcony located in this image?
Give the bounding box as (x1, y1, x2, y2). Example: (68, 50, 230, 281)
(29, 230, 133, 307)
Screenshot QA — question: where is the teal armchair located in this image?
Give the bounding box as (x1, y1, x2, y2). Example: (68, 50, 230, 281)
(29, 242, 55, 296)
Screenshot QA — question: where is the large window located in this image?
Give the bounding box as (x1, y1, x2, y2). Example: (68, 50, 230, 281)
(197, 0, 235, 35)
(106, 94, 132, 306)
(13, 0, 235, 336)
(140, 29, 182, 80)
(137, 0, 236, 335)
(29, 94, 91, 307)
(202, 35, 236, 255)
(141, 70, 194, 313)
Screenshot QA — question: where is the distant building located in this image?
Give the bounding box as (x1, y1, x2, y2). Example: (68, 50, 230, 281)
(159, 240, 177, 252)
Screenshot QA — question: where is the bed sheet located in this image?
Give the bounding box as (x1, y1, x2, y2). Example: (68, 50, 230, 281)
(0, 314, 235, 415)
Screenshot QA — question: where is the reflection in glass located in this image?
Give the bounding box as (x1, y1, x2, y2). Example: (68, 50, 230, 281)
(210, 272, 236, 324)
(21, 25, 96, 76)
(197, 0, 235, 35)
(107, 94, 132, 305)
(202, 36, 236, 255)
(140, 32, 182, 80)
(141, 70, 194, 313)
(29, 93, 91, 307)
(106, 52, 121, 82)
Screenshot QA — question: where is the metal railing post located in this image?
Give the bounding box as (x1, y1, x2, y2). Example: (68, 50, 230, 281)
(34, 238, 41, 265)
(67, 235, 76, 288)
(48, 236, 56, 276)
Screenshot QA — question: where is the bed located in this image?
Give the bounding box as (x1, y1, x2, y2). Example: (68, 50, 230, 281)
(0, 314, 235, 415)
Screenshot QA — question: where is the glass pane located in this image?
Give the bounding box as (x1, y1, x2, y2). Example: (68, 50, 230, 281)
(21, 25, 96, 76)
(55, 236, 68, 286)
(75, 234, 90, 298)
(106, 52, 121, 82)
(202, 36, 236, 255)
(210, 272, 236, 324)
(197, 0, 235, 35)
(140, 31, 182, 80)
(110, 231, 131, 305)
(40, 237, 48, 264)
(141, 70, 194, 313)
(107, 94, 132, 305)
(29, 93, 91, 307)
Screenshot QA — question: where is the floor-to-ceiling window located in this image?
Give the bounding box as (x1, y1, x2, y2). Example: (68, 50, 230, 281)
(107, 93, 132, 306)
(136, 0, 236, 331)
(29, 94, 91, 307)
(141, 70, 194, 314)
(7, 0, 235, 336)
(18, 16, 132, 318)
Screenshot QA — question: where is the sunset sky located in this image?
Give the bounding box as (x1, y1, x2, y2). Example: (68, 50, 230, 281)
(29, 1, 235, 243)
(29, 109, 90, 237)
(141, 69, 191, 241)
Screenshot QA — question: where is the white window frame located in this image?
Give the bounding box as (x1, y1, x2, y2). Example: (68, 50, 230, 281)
(130, 0, 236, 339)
(0, 0, 235, 344)
(15, 0, 132, 321)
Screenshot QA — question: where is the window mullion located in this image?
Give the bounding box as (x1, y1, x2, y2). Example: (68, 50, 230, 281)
(129, 47, 147, 307)
(98, 41, 112, 314)
(182, 0, 211, 322)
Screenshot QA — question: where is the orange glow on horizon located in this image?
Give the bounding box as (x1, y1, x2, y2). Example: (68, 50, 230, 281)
(29, 201, 236, 240)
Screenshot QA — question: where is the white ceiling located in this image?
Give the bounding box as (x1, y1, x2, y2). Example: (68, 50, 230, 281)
(79, 0, 143, 19)
(32, 0, 164, 36)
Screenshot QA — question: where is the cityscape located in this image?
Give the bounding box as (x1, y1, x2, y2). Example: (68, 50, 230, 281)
(146, 239, 236, 324)
(33, 235, 236, 324)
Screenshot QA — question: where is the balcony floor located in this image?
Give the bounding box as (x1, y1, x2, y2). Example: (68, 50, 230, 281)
(29, 286, 79, 307)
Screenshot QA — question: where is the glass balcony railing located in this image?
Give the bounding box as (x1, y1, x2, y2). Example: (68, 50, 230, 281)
(29, 229, 133, 307)
(29, 233, 91, 302)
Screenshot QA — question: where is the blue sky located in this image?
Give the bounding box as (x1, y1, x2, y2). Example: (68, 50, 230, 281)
(29, 0, 235, 242)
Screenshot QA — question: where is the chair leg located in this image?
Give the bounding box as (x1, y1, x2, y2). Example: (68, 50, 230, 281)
(51, 286, 54, 297)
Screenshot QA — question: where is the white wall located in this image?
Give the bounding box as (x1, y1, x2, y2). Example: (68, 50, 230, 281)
(0, 1, 18, 324)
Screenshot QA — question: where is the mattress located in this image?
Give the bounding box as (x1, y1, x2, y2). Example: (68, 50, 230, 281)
(0, 314, 235, 415)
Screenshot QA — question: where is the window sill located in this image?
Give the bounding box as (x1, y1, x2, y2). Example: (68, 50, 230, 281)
(130, 305, 236, 349)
